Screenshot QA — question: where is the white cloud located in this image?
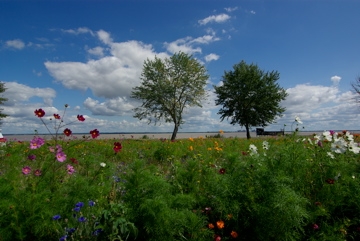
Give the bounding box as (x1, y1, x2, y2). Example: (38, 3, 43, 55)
(250, 10, 256, 15)
(83, 97, 134, 116)
(3, 82, 56, 107)
(205, 53, 220, 62)
(198, 14, 231, 25)
(61, 27, 94, 36)
(165, 35, 219, 55)
(331, 75, 341, 85)
(6, 39, 25, 49)
(97, 29, 113, 44)
(87, 46, 104, 57)
(224, 7, 238, 12)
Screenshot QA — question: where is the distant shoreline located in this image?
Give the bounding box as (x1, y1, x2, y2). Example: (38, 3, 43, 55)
(1, 131, 330, 142)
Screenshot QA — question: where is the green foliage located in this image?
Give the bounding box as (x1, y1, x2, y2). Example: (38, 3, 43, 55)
(0, 81, 8, 125)
(1, 131, 360, 240)
(214, 60, 288, 139)
(131, 52, 209, 140)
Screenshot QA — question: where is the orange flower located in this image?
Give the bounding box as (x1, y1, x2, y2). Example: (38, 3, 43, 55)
(208, 223, 214, 229)
(216, 220, 225, 229)
(189, 146, 193, 151)
(230, 231, 238, 238)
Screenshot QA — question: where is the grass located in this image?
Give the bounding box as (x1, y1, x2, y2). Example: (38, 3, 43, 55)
(0, 131, 360, 241)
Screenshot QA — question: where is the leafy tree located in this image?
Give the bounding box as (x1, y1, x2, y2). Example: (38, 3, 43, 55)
(131, 52, 209, 140)
(214, 60, 288, 139)
(0, 82, 8, 126)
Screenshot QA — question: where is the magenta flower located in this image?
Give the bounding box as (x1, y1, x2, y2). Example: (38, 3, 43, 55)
(29, 137, 45, 149)
(27, 154, 36, 160)
(56, 151, 67, 162)
(22, 166, 31, 175)
(34, 169, 42, 176)
(67, 164, 75, 175)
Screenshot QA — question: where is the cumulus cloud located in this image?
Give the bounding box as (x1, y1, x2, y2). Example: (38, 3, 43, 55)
(198, 14, 231, 25)
(6, 39, 25, 49)
(83, 97, 134, 116)
(331, 75, 341, 85)
(204, 53, 220, 62)
(87, 46, 104, 57)
(3, 82, 56, 106)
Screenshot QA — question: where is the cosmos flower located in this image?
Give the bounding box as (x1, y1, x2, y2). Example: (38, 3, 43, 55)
(77, 115, 85, 122)
(22, 166, 31, 175)
(90, 129, 100, 139)
(34, 109, 45, 117)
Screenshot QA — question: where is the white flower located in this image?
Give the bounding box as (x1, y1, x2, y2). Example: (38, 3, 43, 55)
(322, 131, 333, 142)
(249, 144, 258, 156)
(327, 152, 335, 159)
(345, 131, 354, 142)
(262, 141, 270, 150)
(331, 138, 347, 154)
(295, 116, 303, 124)
(100, 162, 106, 167)
(348, 141, 360, 154)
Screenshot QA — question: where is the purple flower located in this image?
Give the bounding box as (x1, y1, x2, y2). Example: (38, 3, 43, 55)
(88, 200, 95, 207)
(27, 154, 36, 160)
(93, 228, 102, 236)
(22, 166, 31, 175)
(34, 169, 42, 176)
(59, 235, 67, 241)
(66, 228, 76, 234)
(317, 141, 323, 148)
(29, 137, 45, 149)
(52, 215, 61, 220)
(67, 165, 75, 175)
(73, 207, 81, 212)
(75, 202, 84, 208)
(78, 216, 86, 222)
(56, 151, 67, 162)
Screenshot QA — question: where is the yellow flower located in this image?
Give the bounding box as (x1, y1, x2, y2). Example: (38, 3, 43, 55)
(189, 137, 194, 142)
(189, 146, 193, 151)
(219, 130, 224, 134)
(207, 147, 212, 151)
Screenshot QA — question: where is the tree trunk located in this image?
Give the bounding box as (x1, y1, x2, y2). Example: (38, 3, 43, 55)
(245, 124, 251, 139)
(171, 124, 179, 141)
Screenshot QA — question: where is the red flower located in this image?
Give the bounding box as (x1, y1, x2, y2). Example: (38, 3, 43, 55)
(34, 109, 45, 117)
(230, 231, 238, 238)
(90, 129, 100, 139)
(63, 128, 72, 136)
(219, 168, 226, 174)
(113, 142, 122, 153)
(312, 223, 319, 230)
(326, 178, 335, 184)
(70, 158, 79, 164)
(208, 223, 215, 229)
(53, 114, 61, 119)
(214, 235, 221, 241)
(77, 115, 85, 122)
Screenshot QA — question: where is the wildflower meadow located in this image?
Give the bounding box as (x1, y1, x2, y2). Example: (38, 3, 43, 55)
(0, 108, 360, 241)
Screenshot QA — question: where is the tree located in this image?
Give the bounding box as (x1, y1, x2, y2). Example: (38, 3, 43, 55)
(214, 60, 288, 139)
(131, 52, 209, 140)
(352, 76, 360, 103)
(0, 82, 8, 126)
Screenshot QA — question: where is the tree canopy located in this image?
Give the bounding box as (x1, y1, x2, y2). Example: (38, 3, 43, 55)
(131, 52, 209, 140)
(214, 60, 288, 139)
(0, 82, 8, 126)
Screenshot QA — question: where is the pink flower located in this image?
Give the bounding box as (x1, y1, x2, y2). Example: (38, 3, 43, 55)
(56, 151, 67, 162)
(22, 166, 31, 175)
(34, 169, 42, 176)
(29, 137, 45, 149)
(67, 165, 75, 174)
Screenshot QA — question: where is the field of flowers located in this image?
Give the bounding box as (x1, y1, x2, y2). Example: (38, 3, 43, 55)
(0, 108, 360, 241)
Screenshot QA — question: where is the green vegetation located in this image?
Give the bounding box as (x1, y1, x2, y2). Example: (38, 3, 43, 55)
(131, 52, 209, 141)
(1, 129, 360, 240)
(214, 60, 288, 139)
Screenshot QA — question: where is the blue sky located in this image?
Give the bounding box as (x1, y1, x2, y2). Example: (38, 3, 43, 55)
(0, 0, 359, 135)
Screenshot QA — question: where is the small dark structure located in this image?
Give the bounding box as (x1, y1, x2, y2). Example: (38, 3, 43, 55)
(256, 128, 284, 137)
